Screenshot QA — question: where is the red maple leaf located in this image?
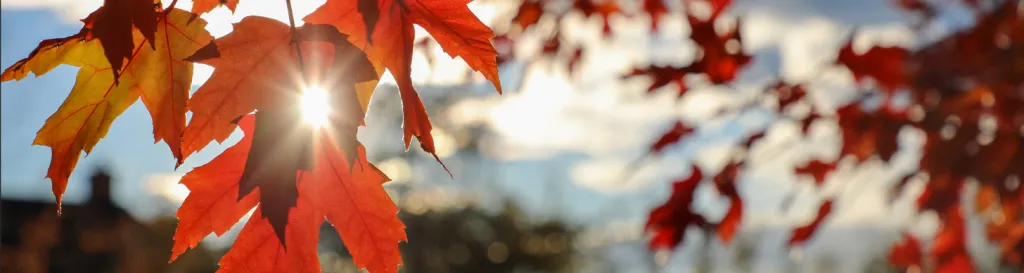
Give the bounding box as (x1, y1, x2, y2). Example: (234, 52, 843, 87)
(649, 121, 696, 154)
(646, 165, 710, 250)
(836, 39, 909, 92)
(712, 161, 744, 244)
(787, 199, 834, 247)
(794, 159, 838, 186)
(305, 0, 502, 172)
(512, 0, 544, 30)
(888, 233, 922, 270)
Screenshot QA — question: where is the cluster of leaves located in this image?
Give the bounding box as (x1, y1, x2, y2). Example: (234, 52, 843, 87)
(496, 0, 1022, 271)
(638, 1, 1022, 272)
(2, 0, 503, 271)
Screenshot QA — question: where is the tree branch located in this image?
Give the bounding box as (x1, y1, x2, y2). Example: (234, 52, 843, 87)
(285, 0, 308, 84)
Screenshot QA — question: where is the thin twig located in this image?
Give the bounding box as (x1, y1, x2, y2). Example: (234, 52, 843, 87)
(284, 0, 308, 84)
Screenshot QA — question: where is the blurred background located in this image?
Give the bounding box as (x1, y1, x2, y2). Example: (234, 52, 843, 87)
(1, 0, 1021, 272)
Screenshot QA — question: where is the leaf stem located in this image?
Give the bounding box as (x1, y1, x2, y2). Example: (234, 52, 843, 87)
(284, 0, 308, 84)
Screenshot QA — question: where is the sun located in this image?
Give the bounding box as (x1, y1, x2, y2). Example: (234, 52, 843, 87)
(300, 86, 330, 127)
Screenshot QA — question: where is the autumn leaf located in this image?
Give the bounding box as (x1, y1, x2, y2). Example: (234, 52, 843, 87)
(836, 103, 904, 162)
(787, 199, 834, 247)
(649, 121, 695, 154)
(237, 108, 312, 244)
(646, 165, 709, 250)
(0, 8, 212, 210)
(184, 18, 381, 243)
(218, 204, 324, 273)
(192, 0, 240, 15)
(710, 161, 744, 244)
(87, 0, 159, 80)
(623, 66, 695, 96)
(888, 233, 922, 271)
(180, 17, 373, 165)
(173, 114, 405, 273)
(836, 39, 909, 92)
(304, 0, 503, 167)
(170, 115, 261, 262)
(512, 0, 544, 30)
(794, 159, 838, 186)
(309, 138, 405, 273)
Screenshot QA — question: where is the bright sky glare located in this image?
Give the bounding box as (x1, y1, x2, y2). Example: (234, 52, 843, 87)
(301, 86, 330, 127)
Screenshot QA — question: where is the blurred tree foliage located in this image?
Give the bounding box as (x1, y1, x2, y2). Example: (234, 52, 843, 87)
(317, 200, 578, 273)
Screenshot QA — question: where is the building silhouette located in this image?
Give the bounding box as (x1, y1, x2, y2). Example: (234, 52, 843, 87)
(1, 167, 218, 273)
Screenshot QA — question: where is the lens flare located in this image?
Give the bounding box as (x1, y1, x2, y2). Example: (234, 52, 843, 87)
(301, 86, 330, 127)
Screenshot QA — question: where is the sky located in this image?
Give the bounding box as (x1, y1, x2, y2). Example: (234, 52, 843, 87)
(0, 0, 1002, 271)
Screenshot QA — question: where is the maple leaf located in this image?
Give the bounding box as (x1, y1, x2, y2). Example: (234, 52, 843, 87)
(712, 161, 743, 244)
(86, 0, 159, 81)
(170, 115, 261, 261)
(185, 18, 380, 243)
(836, 103, 904, 162)
(192, 0, 240, 15)
(787, 199, 833, 247)
(649, 121, 695, 154)
(646, 165, 709, 250)
(623, 66, 695, 96)
(717, 196, 743, 244)
(1, 8, 212, 210)
(794, 159, 837, 186)
(180, 17, 377, 165)
(304, 0, 503, 168)
(836, 39, 909, 92)
(173, 114, 405, 273)
(888, 233, 922, 270)
(512, 0, 544, 30)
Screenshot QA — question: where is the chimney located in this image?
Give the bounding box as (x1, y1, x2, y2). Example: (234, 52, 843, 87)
(88, 167, 113, 205)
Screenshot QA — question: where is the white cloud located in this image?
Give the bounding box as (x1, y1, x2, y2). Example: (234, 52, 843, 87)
(1, 0, 102, 22)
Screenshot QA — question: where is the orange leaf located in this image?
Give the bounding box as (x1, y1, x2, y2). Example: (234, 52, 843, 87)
(218, 204, 323, 273)
(304, 0, 502, 168)
(888, 233, 922, 270)
(512, 0, 544, 30)
(1, 8, 211, 210)
(170, 115, 260, 262)
(192, 0, 240, 15)
(180, 16, 333, 164)
(310, 139, 406, 273)
(173, 115, 406, 273)
(717, 196, 743, 244)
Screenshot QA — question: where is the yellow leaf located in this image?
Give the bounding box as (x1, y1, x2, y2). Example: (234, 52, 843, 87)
(0, 8, 213, 210)
(137, 9, 215, 164)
